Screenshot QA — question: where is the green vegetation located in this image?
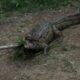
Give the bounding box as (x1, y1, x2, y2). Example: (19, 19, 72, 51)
(0, 0, 70, 13)
(16, 37, 25, 46)
(12, 37, 26, 60)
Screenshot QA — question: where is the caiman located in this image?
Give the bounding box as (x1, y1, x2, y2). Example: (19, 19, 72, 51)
(0, 12, 80, 54)
(24, 12, 80, 54)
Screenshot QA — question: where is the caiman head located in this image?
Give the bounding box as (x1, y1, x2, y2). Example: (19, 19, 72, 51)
(24, 34, 40, 50)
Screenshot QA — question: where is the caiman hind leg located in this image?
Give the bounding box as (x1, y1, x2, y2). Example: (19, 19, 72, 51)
(56, 31, 64, 43)
(53, 25, 64, 42)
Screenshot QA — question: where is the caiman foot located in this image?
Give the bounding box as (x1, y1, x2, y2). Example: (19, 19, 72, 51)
(41, 43, 48, 55)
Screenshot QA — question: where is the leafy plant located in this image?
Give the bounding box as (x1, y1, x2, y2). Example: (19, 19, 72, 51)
(12, 37, 26, 60)
(16, 37, 25, 46)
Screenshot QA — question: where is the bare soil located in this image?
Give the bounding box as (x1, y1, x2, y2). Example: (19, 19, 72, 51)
(0, 7, 80, 80)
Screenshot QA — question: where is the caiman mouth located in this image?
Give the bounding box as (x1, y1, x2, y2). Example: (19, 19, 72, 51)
(24, 40, 42, 51)
(24, 40, 37, 50)
(24, 43, 35, 49)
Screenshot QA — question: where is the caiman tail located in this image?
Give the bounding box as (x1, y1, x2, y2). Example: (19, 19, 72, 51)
(55, 12, 80, 30)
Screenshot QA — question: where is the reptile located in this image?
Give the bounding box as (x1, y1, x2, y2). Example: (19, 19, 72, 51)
(24, 12, 80, 54)
(0, 12, 80, 55)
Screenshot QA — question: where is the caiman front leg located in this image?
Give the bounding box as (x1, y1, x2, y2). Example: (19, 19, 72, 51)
(41, 42, 48, 55)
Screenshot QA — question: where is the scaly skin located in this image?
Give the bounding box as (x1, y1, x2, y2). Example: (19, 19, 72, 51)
(1, 13, 80, 54)
(24, 12, 80, 54)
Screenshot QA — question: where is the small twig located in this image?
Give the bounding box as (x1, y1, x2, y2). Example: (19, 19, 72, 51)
(0, 44, 18, 50)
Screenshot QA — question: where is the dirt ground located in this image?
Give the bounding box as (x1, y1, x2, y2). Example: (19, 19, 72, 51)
(0, 7, 80, 80)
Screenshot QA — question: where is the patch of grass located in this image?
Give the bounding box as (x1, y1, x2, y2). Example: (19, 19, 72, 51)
(16, 37, 25, 46)
(0, 0, 74, 23)
(0, 0, 70, 13)
(12, 37, 26, 60)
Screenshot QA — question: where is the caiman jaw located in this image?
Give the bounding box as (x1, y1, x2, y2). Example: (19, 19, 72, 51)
(24, 40, 35, 49)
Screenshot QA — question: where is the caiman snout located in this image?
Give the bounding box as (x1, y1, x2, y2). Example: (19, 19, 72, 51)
(24, 40, 35, 49)
(25, 34, 32, 40)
